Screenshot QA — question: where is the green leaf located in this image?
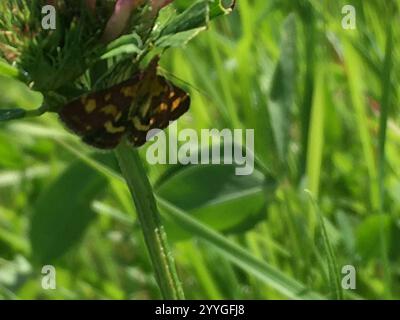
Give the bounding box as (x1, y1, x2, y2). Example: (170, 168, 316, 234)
(0, 228, 29, 256)
(101, 34, 142, 59)
(268, 14, 297, 163)
(156, 28, 206, 48)
(307, 191, 343, 300)
(0, 59, 20, 78)
(0, 134, 23, 168)
(157, 197, 323, 300)
(344, 41, 379, 211)
(356, 214, 400, 261)
(306, 66, 326, 199)
(101, 44, 142, 60)
(0, 75, 43, 110)
(156, 163, 275, 241)
(30, 154, 117, 263)
(105, 33, 142, 51)
(160, 0, 232, 37)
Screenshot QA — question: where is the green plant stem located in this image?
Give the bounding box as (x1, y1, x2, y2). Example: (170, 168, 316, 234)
(377, 22, 393, 299)
(115, 139, 184, 299)
(299, 8, 316, 179)
(25, 105, 48, 118)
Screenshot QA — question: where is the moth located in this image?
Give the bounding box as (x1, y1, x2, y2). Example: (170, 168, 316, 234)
(58, 58, 190, 149)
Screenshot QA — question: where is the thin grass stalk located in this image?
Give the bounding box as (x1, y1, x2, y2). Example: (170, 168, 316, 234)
(115, 139, 184, 299)
(377, 22, 393, 299)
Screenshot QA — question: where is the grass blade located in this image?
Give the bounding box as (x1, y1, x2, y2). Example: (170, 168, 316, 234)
(157, 197, 324, 300)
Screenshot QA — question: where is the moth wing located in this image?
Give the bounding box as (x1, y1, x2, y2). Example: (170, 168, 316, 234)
(81, 130, 125, 150)
(58, 77, 142, 149)
(127, 75, 190, 147)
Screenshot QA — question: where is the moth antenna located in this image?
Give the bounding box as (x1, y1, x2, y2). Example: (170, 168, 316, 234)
(158, 67, 213, 102)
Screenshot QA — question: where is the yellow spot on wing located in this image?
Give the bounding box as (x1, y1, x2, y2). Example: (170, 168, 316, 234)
(101, 105, 118, 117)
(172, 98, 182, 111)
(104, 121, 125, 133)
(133, 117, 151, 131)
(169, 91, 175, 99)
(121, 86, 136, 97)
(85, 99, 97, 113)
(160, 103, 168, 111)
(139, 98, 152, 118)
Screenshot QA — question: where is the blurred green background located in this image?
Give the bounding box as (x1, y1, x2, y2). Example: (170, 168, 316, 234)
(1, 0, 400, 299)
